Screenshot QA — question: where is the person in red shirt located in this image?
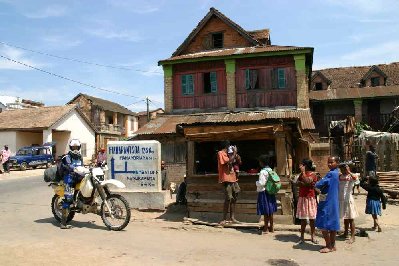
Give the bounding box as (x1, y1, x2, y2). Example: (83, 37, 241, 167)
(296, 159, 318, 244)
(217, 140, 240, 225)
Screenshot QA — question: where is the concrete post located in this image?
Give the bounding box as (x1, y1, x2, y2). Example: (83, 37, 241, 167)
(43, 129, 52, 144)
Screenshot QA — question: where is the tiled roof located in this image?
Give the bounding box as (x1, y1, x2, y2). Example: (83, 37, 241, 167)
(309, 85, 399, 101)
(312, 62, 399, 89)
(160, 45, 312, 64)
(0, 105, 77, 130)
(133, 109, 315, 136)
(68, 93, 136, 116)
(247, 29, 270, 45)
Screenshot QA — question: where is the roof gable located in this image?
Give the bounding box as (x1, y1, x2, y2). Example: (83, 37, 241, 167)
(172, 7, 262, 57)
(68, 93, 136, 115)
(312, 71, 332, 85)
(361, 65, 387, 81)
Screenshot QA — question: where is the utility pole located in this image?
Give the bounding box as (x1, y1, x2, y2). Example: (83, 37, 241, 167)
(146, 97, 150, 122)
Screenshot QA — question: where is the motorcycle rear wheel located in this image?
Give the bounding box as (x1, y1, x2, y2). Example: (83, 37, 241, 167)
(100, 194, 131, 231)
(51, 194, 75, 223)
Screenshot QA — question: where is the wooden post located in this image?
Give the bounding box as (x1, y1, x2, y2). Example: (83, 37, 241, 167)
(187, 141, 195, 176)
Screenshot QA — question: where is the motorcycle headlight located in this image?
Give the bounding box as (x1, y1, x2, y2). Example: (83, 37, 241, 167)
(96, 175, 104, 181)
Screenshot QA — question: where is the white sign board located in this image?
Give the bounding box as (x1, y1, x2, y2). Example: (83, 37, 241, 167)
(107, 140, 161, 192)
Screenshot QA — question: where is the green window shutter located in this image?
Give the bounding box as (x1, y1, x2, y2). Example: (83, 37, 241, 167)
(187, 74, 194, 94)
(278, 68, 286, 89)
(210, 72, 217, 92)
(245, 69, 250, 90)
(181, 75, 187, 95)
(182, 74, 194, 95)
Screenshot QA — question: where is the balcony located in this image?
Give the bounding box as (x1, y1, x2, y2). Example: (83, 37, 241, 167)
(94, 123, 125, 135)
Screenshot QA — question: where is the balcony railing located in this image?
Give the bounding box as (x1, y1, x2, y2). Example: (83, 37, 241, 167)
(94, 123, 125, 135)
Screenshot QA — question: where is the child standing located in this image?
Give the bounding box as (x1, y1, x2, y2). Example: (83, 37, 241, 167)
(296, 159, 318, 244)
(360, 177, 387, 232)
(256, 155, 277, 234)
(338, 164, 359, 244)
(315, 156, 340, 253)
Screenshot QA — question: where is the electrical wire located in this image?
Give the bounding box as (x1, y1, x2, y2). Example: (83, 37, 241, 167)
(0, 41, 162, 74)
(0, 53, 144, 99)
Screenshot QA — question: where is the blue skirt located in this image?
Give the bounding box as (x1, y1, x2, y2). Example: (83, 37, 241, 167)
(257, 191, 277, 215)
(365, 199, 382, 216)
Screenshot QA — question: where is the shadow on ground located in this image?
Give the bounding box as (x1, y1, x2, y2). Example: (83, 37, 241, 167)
(156, 203, 188, 222)
(34, 217, 109, 231)
(274, 233, 321, 251)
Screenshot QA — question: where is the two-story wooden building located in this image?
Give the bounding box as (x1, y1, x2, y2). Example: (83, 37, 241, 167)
(133, 8, 316, 223)
(68, 93, 138, 153)
(310, 62, 399, 136)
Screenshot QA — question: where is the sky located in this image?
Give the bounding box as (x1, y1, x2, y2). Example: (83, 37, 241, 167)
(0, 0, 398, 112)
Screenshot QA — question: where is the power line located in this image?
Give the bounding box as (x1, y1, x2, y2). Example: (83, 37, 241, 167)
(0, 40, 163, 74)
(126, 99, 146, 107)
(0, 53, 143, 99)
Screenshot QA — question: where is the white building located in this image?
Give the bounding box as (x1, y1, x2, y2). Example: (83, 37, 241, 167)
(0, 105, 96, 161)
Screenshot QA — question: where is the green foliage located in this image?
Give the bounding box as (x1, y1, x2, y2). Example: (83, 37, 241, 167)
(355, 122, 372, 135)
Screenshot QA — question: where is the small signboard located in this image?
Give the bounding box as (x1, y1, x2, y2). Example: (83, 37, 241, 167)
(107, 140, 161, 192)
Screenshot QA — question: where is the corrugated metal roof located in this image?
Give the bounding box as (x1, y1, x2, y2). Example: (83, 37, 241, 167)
(134, 109, 315, 136)
(160, 45, 312, 64)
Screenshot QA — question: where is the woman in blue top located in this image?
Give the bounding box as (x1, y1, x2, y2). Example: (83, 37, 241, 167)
(315, 156, 340, 253)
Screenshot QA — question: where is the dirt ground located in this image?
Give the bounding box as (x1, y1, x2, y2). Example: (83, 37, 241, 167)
(1, 170, 398, 265)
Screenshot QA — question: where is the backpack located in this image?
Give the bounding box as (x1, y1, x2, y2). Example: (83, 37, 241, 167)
(265, 167, 281, 195)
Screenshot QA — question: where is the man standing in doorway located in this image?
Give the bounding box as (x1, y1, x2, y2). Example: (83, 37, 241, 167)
(217, 140, 240, 225)
(1, 145, 11, 173)
(365, 144, 378, 178)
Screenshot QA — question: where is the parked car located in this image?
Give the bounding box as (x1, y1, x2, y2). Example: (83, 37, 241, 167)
(9, 146, 54, 171)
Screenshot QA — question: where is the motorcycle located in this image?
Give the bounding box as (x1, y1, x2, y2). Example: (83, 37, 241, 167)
(48, 164, 131, 231)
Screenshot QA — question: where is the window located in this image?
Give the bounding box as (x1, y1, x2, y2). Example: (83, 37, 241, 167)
(272, 68, 286, 89)
(212, 32, 223, 48)
(81, 143, 87, 157)
(245, 69, 259, 89)
(203, 72, 217, 93)
(371, 77, 380, 87)
(315, 82, 323, 91)
(181, 74, 194, 95)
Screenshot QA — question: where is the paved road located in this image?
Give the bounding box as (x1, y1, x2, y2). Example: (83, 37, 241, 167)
(0, 174, 398, 266)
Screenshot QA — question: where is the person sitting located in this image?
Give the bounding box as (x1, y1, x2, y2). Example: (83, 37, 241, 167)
(60, 139, 84, 229)
(176, 175, 187, 205)
(96, 147, 107, 167)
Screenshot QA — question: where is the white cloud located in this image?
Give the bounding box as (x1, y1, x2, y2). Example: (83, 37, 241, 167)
(0, 46, 45, 70)
(83, 20, 142, 42)
(341, 41, 399, 63)
(42, 35, 82, 49)
(326, 0, 399, 14)
(23, 5, 68, 19)
(106, 0, 162, 14)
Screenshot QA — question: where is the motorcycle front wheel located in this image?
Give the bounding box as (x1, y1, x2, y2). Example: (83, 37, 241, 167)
(100, 194, 131, 231)
(51, 194, 75, 223)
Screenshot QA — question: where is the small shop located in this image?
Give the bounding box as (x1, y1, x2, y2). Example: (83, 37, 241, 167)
(133, 110, 315, 224)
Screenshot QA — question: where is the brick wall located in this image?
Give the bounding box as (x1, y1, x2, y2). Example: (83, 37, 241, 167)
(165, 162, 186, 185)
(310, 143, 330, 176)
(72, 95, 92, 122)
(164, 75, 173, 113)
(181, 16, 252, 55)
(296, 71, 309, 109)
(226, 72, 236, 109)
